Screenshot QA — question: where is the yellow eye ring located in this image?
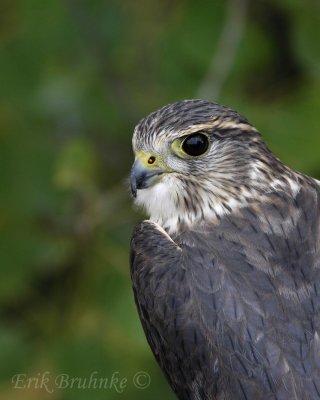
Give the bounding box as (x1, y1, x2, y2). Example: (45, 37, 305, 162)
(171, 132, 210, 158)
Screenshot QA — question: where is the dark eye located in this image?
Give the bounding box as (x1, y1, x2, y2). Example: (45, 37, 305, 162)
(181, 133, 209, 156)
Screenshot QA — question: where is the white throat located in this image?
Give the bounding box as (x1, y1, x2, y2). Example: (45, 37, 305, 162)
(134, 168, 301, 235)
(134, 174, 246, 234)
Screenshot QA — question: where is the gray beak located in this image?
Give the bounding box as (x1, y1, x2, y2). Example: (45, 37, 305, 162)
(130, 159, 163, 198)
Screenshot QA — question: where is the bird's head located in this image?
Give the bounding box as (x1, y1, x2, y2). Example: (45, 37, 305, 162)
(131, 100, 291, 234)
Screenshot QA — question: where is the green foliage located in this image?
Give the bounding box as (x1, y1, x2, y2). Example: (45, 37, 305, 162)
(0, 0, 319, 399)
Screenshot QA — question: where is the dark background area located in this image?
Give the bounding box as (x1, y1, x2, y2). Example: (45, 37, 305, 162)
(0, 0, 319, 399)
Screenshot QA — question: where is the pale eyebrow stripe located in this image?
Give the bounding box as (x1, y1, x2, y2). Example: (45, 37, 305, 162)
(178, 121, 257, 135)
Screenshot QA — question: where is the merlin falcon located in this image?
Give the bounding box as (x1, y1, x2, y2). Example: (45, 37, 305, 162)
(129, 100, 320, 399)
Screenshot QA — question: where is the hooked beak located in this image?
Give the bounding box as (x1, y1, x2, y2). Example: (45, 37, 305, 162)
(130, 158, 163, 198)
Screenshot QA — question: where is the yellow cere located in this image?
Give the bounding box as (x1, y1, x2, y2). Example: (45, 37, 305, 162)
(136, 151, 159, 168)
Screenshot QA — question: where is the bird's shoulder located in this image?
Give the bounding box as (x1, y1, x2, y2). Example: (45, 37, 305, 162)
(131, 178, 320, 309)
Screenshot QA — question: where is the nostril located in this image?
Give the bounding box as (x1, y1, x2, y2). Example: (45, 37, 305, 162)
(148, 156, 156, 165)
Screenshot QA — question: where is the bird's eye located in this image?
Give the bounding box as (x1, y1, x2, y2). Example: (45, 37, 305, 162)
(181, 133, 209, 157)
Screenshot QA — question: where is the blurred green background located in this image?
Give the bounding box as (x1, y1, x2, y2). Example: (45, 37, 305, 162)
(0, 0, 319, 399)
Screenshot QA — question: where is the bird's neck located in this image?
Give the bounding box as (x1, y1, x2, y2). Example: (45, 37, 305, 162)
(150, 166, 299, 237)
